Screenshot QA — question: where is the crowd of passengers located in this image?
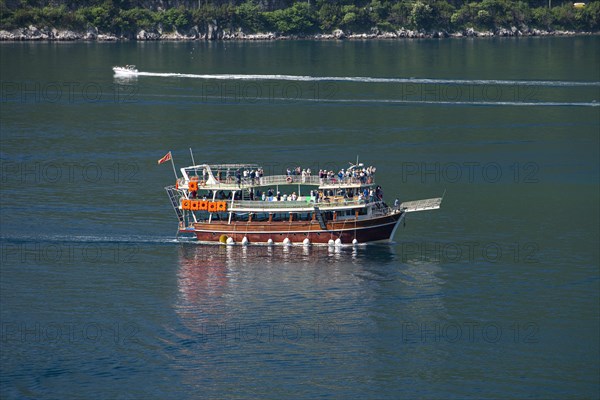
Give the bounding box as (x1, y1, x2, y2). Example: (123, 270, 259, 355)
(200, 165, 377, 185)
(189, 186, 384, 203)
(285, 165, 377, 185)
(317, 165, 376, 185)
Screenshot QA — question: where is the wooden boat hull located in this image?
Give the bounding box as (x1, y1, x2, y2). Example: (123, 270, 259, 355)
(188, 212, 404, 245)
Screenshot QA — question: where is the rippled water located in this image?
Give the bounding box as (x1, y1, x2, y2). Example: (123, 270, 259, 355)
(1, 38, 599, 399)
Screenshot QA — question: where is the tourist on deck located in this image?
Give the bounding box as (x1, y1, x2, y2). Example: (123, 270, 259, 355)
(291, 192, 297, 201)
(376, 185, 383, 201)
(258, 168, 264, 184)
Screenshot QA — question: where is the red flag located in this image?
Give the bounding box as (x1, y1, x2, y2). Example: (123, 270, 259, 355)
(157, 152, 171, 165)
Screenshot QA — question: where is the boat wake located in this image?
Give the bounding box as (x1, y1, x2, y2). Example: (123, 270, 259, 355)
(127, 70, 600, 87)
(0, 234, 183, 245)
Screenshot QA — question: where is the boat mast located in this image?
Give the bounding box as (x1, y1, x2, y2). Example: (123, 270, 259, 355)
(189, 148, 196, 167)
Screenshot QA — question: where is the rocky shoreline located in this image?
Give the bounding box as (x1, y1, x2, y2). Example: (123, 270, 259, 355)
(1, 25, 597, 41)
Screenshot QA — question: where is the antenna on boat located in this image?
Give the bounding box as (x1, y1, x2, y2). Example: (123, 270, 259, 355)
(189, 148, 196, 172)
(170, 152, 178, 180)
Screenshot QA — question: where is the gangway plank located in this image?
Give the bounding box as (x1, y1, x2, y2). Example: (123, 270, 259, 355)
(400, 197, 443, 213)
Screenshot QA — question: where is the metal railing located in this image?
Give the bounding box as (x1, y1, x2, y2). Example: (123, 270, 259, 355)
(231, 197, 368, 210)
(181, 174, 375, 190)
(258, 175, 374, 187)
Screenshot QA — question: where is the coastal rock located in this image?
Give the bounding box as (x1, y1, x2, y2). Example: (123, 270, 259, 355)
(0, 30, 16, 40)
(85, 26, 98, 40)
(247, 32, 276, 40)
(207, 20, 219, 40)
(160, 27, 198, 40)
(24, 25, 50, 40)
(497, 27, 511, 36)
(186, 26, 200, 39)
(54, 29, 81, 40)
(97, 34, 119, 41)
(137, 29, 161, 40)
(380, 31, 397, 39)
(333, 29, 345, 39)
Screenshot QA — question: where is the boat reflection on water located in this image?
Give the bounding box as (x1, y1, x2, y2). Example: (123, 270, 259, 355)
(174, 243, 396, 328)
(180, 242, 392, 263)
(168, 243, 447, 393)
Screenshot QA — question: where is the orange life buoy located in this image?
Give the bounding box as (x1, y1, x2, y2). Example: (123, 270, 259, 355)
(199, 200, 208, 210)
(216, 201, 227, 212)
(189, 181, 198, 191)
(286, 176, 293, 183)
(181, 199, 191, 210)
(190, 200, 200, 211)
(208, 202, 218, 212)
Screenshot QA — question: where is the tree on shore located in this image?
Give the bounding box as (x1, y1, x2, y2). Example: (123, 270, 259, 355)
(1, 0, 599, 34)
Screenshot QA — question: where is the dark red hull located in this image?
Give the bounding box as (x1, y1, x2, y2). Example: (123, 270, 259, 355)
(188, 212, 404, 245)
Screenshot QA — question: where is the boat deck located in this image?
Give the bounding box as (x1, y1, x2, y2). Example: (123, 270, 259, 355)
(181, 175, 374, 191)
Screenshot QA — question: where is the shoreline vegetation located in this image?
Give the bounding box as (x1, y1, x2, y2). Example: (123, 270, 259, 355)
(1, 0, 599, 41)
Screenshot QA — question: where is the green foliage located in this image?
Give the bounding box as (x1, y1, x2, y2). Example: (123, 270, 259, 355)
(410, 1, 435, 30)
(264, 2, 315, 34)
(389, 2, 412, 28)
(581, 1, 600, 30)
(339, 4, 370, 31)
(120, 8, 154, 31)
(235, 1, 266, 32)
(155, 6, 191, 31)
(317, 3, 340, 31)
(1, 0, 598, 35)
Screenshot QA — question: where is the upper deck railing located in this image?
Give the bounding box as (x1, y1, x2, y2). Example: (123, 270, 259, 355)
(181, 174, 374, 190)
(230, 197, 367, 210)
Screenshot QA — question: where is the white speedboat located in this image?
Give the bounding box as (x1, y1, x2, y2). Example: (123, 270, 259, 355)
(112, 65, 138, 75)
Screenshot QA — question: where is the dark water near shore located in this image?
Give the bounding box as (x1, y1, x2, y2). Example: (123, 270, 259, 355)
(1, 38, 599, 399)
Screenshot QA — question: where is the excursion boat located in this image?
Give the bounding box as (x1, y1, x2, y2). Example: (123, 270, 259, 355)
(112, 65, 138, 75)
(164, 161, 442, 246)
